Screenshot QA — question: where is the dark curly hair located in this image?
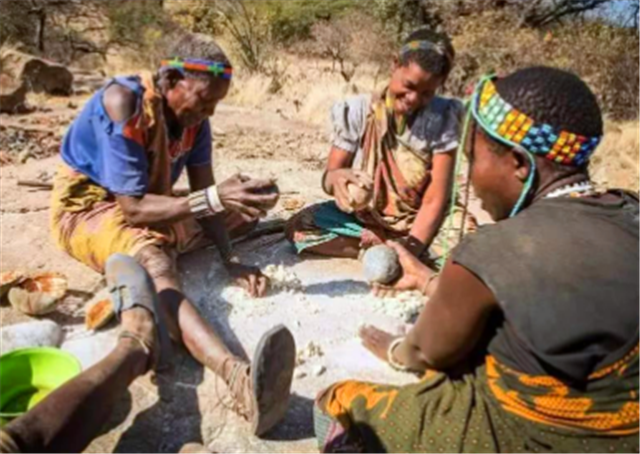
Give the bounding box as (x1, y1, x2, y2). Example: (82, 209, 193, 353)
(399, 28, 455, 77)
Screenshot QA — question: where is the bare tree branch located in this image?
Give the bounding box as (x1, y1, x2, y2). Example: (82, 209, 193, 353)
(522, 0, 613, 27)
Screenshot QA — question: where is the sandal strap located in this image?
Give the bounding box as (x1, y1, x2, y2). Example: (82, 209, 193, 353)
(214, 358, 253, 420)
(119, 331, 153, 358)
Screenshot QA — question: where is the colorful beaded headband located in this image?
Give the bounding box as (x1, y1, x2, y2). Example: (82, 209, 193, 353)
(401, 40, 452, 63)
(160, 57, 233, 80)
(471, 76, 601, 166)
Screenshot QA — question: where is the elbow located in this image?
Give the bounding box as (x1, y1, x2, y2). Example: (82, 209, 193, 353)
(416, 346, 458, 371)
(420, 353, 450, 371)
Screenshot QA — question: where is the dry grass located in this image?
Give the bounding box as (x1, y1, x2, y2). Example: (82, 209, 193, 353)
(591, 121, 639, 192)
(227, 54, 385, 126)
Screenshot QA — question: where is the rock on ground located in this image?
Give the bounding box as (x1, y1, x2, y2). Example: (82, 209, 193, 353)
(0, 320, 63, 355)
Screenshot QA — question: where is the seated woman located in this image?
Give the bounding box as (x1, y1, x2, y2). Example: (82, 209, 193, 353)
(314, 67, 639, 453)
(285, 29, 464, 262)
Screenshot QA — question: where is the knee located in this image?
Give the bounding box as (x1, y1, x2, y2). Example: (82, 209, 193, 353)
(133, 246, 177, 282)
(284, 213, 305, 244)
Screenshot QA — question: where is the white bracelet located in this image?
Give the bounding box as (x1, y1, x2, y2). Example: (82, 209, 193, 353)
(387, 337, 409, 371)
(205, 185, 226, 213)
(188, 189, 213, 219)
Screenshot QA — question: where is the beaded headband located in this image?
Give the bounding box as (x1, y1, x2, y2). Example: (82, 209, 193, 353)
(400, 40, 452, 64)
(471, 76, 601, 166)
(160, 57, 233, 80)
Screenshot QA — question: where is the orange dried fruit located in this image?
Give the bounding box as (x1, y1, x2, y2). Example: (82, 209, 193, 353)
(85, 298, 115, 331)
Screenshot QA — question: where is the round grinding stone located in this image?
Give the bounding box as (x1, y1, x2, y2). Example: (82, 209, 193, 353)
(362, 245, 401, 284)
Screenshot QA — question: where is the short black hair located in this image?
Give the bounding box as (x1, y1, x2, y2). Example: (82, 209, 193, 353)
(495, 66, 603, 137)
(399, 28, 455, 77)
(163, 33, 230, 81)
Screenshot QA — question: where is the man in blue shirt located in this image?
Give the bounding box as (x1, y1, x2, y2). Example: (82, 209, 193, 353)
(50, 33, 295, 436)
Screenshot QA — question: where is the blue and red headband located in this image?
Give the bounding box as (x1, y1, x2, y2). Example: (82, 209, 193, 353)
(160, 57, 233, 80)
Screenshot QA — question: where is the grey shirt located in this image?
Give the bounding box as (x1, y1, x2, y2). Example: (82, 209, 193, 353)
(330, 94, 465, 160)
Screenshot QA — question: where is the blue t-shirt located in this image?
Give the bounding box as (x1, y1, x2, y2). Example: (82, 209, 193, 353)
(60, 76, 212, 196)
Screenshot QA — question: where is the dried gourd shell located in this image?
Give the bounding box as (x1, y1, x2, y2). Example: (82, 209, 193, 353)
(8, 272, 67, 315)
(0, 271, 26, 299)
(85, 298, 115, 331)
(347, 183, 373, 211)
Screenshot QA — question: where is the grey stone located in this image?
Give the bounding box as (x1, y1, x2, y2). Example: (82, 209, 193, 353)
(362, 245, 401, 284)
(0, 320, 63, 355)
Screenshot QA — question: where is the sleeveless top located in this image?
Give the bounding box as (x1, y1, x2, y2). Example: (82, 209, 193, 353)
(453, 191, 639, 383)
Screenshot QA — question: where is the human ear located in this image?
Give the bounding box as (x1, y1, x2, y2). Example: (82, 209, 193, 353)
(511, 148, 531, 182)
(391, 56, 401, 72)
(162, 68, 184, 89)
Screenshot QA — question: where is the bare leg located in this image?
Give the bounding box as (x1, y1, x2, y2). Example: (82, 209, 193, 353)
(3, 308, 153, 453)
(302, 236, 361, 259)
(134, 245, 238, 379)
(133, 245, 297, 436)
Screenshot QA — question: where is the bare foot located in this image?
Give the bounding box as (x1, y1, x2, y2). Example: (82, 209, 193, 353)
(358, 325, 400, 363)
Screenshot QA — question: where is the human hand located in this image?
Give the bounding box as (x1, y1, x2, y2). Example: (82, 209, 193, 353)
(371, 241, 434, 298)
(216, 174, 279, 221)
(360, 228, 385, 249)
(226, 262, 269, 298)
(358, 324, 401, 363)
(325, 169, 373, 213)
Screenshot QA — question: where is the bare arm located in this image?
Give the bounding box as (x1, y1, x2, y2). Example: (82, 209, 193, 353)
(104, 83, 194, 228)
(187, 164, 233, 262)
(326, 147, 354, 173)
(116, 194, 192, 228)
(395, 258, 497, 370)
(407, 151, 455, 253)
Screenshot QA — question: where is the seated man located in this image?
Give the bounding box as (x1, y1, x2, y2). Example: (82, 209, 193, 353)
(50, 33, 295, 436)
(314, 67, 639, 452)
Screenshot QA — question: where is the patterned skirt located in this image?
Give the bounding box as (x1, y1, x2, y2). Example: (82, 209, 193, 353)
(285, 200, 475, 266)
(314, 354, 639, 453)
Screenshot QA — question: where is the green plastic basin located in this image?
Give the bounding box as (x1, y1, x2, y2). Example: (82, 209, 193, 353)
(0, 347, 81, 426)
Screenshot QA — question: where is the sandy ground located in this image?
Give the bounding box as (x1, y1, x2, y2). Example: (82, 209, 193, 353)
(0, 102, 443, 452)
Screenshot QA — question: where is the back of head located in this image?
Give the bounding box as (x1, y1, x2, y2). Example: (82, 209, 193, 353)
(495, 66, 603, 138)
(400, 28, 455, 77)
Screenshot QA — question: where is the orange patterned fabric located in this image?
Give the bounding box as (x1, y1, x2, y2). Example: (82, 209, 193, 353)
(324, 380, 399, 426)
(486, 349, 640, 434)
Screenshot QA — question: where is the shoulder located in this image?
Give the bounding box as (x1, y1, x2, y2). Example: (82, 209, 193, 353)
(415, 96, 463, 128)
(330, 94, 371, 146)
(102, 76, 144, 123)
(331, 94, 371, 120)
(411, 96, 464, 150)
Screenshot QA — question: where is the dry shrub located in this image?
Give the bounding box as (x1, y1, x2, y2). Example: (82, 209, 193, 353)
(446, 10, 639, 121)
(304, 11, 395, 82)
(590, 121, 639, 192)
